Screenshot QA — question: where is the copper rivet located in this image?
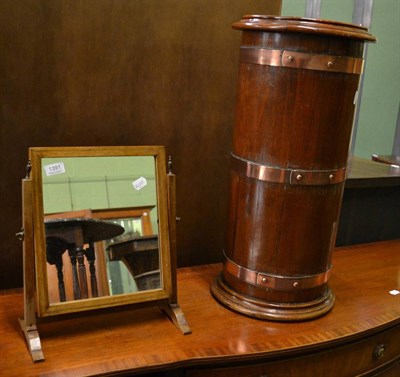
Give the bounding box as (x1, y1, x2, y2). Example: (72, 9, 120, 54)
(328, 61, 333, 67)
(296, 174, 302, 181)
(329, 174, 334, 181)
(293, 282, 299, 287)
(262, 277, 267, 283)
(288, 55, 294, 62)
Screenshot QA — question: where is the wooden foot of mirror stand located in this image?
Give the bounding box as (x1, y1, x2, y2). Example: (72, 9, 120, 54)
(18, 319, 44, 362)
(162, 304, 191, 335)
(18, 176, 45, 362)
(162, 161, 191, 335)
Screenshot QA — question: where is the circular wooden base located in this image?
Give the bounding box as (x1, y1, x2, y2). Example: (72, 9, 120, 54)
(211, 273, 335, 322)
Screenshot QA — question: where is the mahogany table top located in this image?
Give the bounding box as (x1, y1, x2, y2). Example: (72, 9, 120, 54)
(1, 240, 399, 376)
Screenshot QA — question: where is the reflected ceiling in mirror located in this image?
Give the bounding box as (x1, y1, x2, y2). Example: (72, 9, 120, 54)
(30, 146, 172, 317)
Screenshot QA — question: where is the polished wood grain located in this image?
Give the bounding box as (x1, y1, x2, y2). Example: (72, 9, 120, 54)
(0, 0, 282, 291)
(1, 241, 399, 376)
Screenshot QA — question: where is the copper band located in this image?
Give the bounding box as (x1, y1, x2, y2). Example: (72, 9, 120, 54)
(240, 47, 364, 74)
(231, 154, 346, 186)
(224, 255, 331, 291)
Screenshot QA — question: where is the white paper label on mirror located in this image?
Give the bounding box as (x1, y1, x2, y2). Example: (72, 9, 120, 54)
(132, 176, 148, 190)
(44, 162, 66, 176)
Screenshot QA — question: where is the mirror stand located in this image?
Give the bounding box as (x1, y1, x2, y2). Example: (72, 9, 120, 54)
(18, 156, 191, 362)
(18, 166, 45, 362)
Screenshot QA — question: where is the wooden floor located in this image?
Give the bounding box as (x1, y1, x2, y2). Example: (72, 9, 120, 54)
(0, 240, 399, 376)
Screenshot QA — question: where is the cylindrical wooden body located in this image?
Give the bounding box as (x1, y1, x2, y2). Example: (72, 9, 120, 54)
(211, 16, 376, 321)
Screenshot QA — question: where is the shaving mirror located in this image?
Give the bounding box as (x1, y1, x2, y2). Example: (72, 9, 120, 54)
(19, 146, 190, 362)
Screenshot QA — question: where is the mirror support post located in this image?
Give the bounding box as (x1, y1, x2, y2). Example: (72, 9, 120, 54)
(167, 157, 178, 304)
(18, 171, 45, 362)
(163, 157, 191, 335)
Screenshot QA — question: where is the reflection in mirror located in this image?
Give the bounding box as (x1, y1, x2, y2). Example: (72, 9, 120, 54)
(41, 156, 160, 304)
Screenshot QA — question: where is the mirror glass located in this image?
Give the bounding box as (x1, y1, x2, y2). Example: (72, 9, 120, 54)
(30, 147, 172, 317)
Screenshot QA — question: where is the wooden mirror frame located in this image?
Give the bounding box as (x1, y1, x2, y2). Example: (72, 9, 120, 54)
(19, 146, 191, 362)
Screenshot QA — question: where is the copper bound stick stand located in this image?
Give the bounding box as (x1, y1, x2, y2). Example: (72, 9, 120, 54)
(211, 16, 376, 321)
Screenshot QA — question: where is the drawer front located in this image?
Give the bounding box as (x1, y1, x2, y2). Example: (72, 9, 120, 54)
(186, 324, 400, 377)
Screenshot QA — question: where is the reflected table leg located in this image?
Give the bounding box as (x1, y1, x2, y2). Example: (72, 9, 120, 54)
(85, 243, 98, 298)
(68, 247, 81, 300)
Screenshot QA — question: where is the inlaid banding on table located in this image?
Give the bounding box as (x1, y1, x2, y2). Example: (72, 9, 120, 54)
(240, 47, 364, 74)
